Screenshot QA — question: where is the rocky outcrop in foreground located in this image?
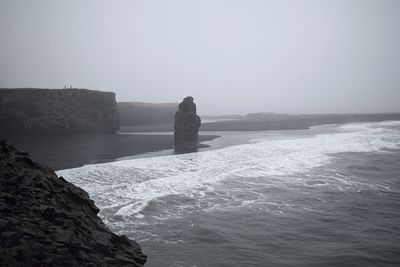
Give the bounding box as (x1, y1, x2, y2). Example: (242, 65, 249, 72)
(0, 140, 146, 266)
(0, 88, 119, 135)
(174, 97, 201, 152)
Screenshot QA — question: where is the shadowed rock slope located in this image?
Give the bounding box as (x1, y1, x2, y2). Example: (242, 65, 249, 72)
(0, 140, 146, 266)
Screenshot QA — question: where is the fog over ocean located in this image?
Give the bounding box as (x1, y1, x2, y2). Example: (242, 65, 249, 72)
(59, 121, 400, 266)
(2, 1, 400, 266)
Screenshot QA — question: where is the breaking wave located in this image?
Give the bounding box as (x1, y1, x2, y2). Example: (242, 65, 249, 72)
(58, 121, 400, 231)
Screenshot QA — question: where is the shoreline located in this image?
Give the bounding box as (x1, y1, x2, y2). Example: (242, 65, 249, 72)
(119, 113, 400, 132)
(3, 117, 399, 171)
(2, 133, 220, 171)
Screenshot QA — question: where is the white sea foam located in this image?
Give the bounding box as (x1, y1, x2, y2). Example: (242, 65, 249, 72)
(57, 121, 400, 223)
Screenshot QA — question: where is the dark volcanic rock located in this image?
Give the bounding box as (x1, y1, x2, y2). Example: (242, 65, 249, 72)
(0, 140, 146, 266)
(174, 97, 201, 152)
(0, 88, 119, 135)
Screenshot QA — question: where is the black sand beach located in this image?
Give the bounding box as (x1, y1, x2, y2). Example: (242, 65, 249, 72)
(119, 112, 400, 132)
(4, 112, 400, 171)
(3, 134, 219, 170)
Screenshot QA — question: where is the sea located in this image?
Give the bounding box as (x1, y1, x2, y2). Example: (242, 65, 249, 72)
(58, 121, 400, 267)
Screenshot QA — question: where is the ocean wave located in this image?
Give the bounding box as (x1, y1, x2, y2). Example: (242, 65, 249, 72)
(57, 121, 400, 226)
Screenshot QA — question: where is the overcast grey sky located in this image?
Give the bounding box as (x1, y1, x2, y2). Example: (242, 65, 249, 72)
(0, 0, 399, 115)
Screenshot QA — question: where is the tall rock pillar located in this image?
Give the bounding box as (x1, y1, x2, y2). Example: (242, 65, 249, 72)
(174, 96, 201, 152)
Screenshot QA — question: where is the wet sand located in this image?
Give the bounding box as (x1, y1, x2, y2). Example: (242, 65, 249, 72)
(120, 113, 400, 132)
(4, 113, 399, 171)
(3, 134, 219, 171)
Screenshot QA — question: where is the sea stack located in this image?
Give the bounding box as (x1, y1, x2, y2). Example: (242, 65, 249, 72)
(174, 96, 201, 152)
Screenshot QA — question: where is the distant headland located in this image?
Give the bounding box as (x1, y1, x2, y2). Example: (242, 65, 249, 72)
(0, 88, 119, 135)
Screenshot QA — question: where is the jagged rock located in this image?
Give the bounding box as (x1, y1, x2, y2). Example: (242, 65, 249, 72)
(174, 97, 201, 152)
(0, 140, 146, 266)
(0, 88, 119, 135)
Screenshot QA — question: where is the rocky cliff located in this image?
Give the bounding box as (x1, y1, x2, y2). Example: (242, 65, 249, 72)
(0, 88, 119, 135)
(174, 97, 201, 152)
(0, 140, 146, 266)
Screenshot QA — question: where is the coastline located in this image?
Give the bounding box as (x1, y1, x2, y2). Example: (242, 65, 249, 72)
(2, 133, 219, 171)
(119, 113, 400, 132)
(3, 116, 400, 171)
(57, 120, 400, 267)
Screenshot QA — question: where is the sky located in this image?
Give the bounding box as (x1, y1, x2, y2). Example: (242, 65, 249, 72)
(0, 0, 399, 115)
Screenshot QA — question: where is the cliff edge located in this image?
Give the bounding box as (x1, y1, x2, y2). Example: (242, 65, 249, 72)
(0, 88, 119, 135)
(0, 140, 146, 266)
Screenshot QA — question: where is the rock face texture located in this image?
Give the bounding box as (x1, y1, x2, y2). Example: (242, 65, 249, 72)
(0, 88, 119, 135)
(174, 97, 201, 152)
(0, 140, 146, 266)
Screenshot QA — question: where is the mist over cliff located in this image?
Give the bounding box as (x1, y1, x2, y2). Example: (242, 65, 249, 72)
(118, 102, 177, 126)
(0, 88, 119, 135)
